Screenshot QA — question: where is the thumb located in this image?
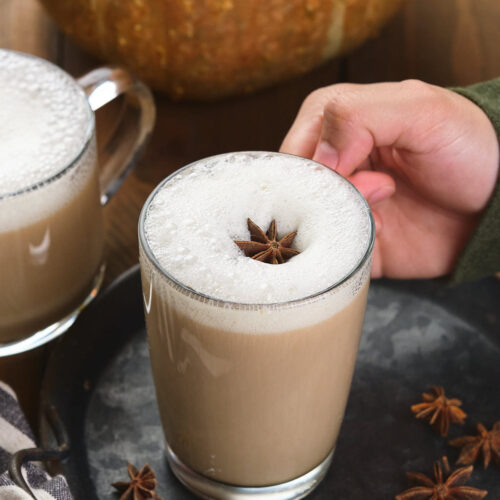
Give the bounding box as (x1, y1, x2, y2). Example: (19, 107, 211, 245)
(348, 170, 396, 205)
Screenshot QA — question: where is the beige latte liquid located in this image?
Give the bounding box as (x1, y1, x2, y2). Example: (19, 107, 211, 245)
(142, 268, 369, 485)
(0, 161, 104, 342)
(140, 152, 373, 487)
(0, 50, 104, 342)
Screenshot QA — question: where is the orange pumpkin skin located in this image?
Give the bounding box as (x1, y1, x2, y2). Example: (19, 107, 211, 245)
(39, 0, 403, 100)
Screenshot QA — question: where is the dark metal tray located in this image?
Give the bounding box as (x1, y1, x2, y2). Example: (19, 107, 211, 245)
(40, 266, 500, 499)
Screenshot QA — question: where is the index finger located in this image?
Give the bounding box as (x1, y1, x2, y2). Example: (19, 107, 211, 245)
(279, 88, 331, 158)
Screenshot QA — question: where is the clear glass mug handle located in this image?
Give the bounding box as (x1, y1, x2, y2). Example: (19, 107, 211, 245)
(77, 67, 156, 205)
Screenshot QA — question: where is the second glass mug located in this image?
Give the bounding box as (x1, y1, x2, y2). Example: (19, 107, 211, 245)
(0, 50, 155, 357)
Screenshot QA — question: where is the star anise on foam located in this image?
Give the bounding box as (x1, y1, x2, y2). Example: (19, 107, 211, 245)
(411, 386, 467, 437)
(234, 218, 300, 264)
(112, 463, 163, 500)
(395, 457, 487, 500)
(449, 422, 500, 469)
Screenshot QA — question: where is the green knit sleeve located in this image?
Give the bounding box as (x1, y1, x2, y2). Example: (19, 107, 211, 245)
(449, 78, 500, 283)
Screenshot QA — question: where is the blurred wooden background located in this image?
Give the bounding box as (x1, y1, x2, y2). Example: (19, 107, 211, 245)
(0, 0, 499, 419)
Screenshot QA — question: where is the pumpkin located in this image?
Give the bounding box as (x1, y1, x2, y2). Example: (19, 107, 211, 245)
(39, 0, 403, 100)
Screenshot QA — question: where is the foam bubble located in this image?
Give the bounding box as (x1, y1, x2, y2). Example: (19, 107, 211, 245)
(0, 50, 94, 231)
(143, 152, 373, 307)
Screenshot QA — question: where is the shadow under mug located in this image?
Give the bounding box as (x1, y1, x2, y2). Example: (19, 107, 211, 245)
(0, 50, 155, 357)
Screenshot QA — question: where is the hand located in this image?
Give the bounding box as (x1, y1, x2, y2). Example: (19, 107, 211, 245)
(281, 80, 499, 279)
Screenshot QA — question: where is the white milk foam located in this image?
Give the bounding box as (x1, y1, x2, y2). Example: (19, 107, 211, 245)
(144, 152, 373, 317)
(0, 50, 93, 231)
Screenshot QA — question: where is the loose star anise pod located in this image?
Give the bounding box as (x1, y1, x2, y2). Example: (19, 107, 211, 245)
(234, 218, 300, 264)
(411, 386, 467, 436)
(449, 422, 500, 469)
(112, 463, 163, 500)
(395, 456, 488, 500)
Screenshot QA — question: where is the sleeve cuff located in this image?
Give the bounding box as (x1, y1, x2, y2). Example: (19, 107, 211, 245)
(449, 79, 500, 283)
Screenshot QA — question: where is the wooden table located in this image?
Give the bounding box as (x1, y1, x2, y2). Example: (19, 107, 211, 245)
(1, 0, 499, 424)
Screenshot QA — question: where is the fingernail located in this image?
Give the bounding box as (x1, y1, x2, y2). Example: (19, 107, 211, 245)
(313, 141, 338, 170)
(368, 185, 394, 204)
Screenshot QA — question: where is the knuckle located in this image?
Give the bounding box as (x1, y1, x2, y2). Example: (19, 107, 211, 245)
(400, 79, 437, 98)
(400, 79, 450, 116)
(303, 87, 329, 107)
(304, 83, 356, 107)
(302, 83, 362, 127)
(323, 87, 358, 122)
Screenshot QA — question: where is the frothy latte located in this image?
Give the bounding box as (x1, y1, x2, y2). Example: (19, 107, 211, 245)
(0, 50, 103, 343)
(140, 152, 374, 489)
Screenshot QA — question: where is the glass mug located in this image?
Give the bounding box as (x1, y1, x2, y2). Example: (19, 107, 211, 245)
(0, 50, 155, 357)
(138, 152, 375, 500)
